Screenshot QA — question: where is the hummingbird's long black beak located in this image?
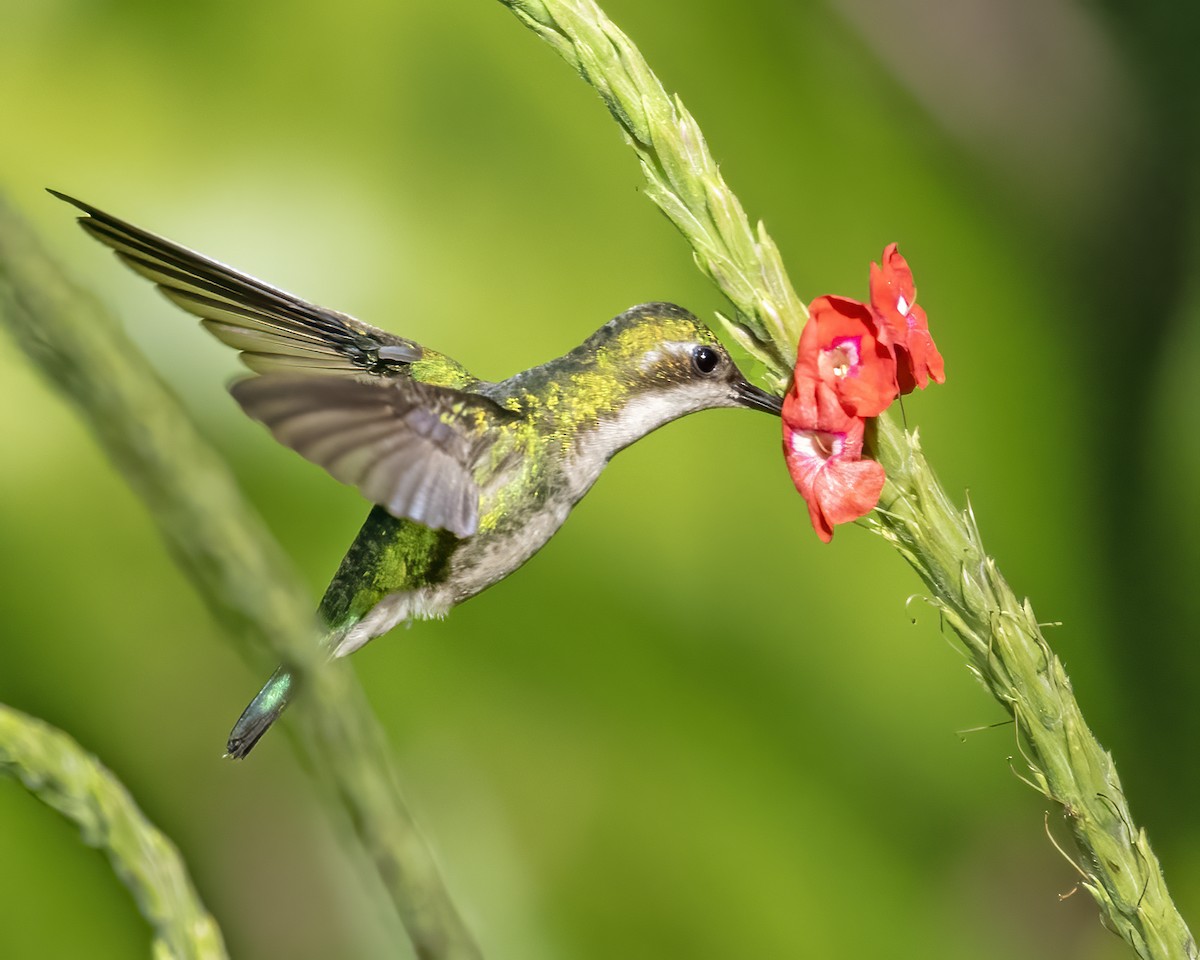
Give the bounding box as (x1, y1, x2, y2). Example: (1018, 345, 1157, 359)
(735, 380, 784, 416)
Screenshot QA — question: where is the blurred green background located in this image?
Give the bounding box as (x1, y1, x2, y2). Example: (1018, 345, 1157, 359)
(1, 1, 1197, 958)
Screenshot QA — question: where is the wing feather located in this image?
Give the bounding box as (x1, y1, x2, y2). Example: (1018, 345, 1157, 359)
(230, 374, 517, 537)
(51, 190, 427, 381)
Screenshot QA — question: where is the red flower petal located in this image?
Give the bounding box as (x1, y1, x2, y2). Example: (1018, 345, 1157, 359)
(894, 305, 945, 392)
(869, 244, 945, 392)
(782, 408, 883, 542)
(795, 295, 898, 418)
(812, 456, 886, 529)
(868, 243, 915, 349)
(783, 373, 856, 437)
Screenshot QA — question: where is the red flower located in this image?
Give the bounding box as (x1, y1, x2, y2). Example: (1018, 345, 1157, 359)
(794, 295, 898, 418)
(782, 381, 886, 543)
(869, 243, 944, 392)
(781, 242, 943, 542)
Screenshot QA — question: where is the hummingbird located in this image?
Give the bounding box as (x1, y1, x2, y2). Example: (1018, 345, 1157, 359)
(52, 190, 783, 758)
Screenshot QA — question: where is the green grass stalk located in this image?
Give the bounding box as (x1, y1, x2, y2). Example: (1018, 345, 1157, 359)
(497, 2, 1197, 957)
(0, 703, 228, 960)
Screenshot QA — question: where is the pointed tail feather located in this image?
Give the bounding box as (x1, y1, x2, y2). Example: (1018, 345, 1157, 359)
(226, 666, 294, 759)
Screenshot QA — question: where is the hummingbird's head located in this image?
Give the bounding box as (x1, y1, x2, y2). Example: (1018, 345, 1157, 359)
(589, 302, 783, 419)
(540, 303, 782, 458)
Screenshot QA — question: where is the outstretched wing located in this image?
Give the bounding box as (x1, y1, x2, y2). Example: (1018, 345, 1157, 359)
(51, 190, 426, 381)
(231, 374, 517, 537)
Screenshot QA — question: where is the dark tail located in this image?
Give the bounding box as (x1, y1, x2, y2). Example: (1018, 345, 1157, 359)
(226, 666, 295, 759)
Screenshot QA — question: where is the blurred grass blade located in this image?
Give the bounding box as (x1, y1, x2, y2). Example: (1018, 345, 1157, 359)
(0, 703, 228, 960)
(498, 2, 1197, 958)
(0, 194, 482, 960)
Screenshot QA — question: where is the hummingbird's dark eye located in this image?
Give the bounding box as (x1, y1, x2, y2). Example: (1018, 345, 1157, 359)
(692, 345, 720, 375)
